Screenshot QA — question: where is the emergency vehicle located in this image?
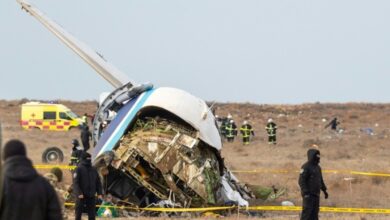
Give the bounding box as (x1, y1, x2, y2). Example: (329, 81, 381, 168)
(20, 102, 82, 131)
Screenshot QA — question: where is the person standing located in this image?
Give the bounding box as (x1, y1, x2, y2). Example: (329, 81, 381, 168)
(220, 114, 232, 140)
(73, 152, 103, 220)
(82, 113, 88, 127)
(240, 121, 255, 145)
(70, 139, 84, 166)
(0, 140, 62, 220)
(225, 119, 237, 142)
(299, 149, 329, 220)
(325, 117, 340, 131)
(80, 126, 92, 151)
(265, 118, 277, 144)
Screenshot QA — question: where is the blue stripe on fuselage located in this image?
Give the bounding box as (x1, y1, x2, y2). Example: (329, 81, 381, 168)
(93, 89, 155, 159)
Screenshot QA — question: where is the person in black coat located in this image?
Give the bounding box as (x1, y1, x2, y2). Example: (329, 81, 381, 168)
(325, 117, 340, 131)
(0, 140, 62, 220)
(299, 149, 329, 220)
(80, 126, 92, 151)
(73, 152, 103, 220)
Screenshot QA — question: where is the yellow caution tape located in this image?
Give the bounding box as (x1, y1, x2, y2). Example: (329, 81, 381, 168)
(34, 164, 390, 177)
(231, 169, 291, 174)
(231, 169, 390, 177)
(322, 169, 390, 177)
(34, 164, 76, 170)
(247, 206, 390, 214)
(63, 203, 390, 214)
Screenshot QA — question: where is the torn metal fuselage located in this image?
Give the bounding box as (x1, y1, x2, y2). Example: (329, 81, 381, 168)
(15, 0, 252, 209)
(92, 86, 251, 208)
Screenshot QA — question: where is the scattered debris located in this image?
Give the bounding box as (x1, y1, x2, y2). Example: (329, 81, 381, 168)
(281, 201, 294, 206)
(360, 128, 374, 135)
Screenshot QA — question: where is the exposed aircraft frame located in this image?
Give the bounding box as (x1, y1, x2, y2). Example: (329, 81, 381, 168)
(17, 0, 251, 209)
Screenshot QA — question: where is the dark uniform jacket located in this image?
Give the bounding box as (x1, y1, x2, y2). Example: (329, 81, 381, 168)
(240, 124, 254, 137)
(0, 156, 62, 220)
(70, 145, 83, 165)
(298, 149, 327, 197)
(80, 129, 92, 143)
(73, 159, 103, 198)
(265, 122, 277, 135)
(226, 122, 237, 137)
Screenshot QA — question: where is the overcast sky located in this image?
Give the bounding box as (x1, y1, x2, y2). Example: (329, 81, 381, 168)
(0, 0, 389, 104)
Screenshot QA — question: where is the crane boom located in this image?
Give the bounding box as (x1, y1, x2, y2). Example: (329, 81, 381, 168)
(17, 0, 133, 88)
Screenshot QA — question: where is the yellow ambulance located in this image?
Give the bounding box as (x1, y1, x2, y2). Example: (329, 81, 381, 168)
(20, 102, 82, 131)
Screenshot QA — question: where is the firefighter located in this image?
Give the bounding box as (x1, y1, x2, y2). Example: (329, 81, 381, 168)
(299, 149, 328, 220)
(265, 118, 277, 144)
(219, 114, 232, 140)
(240, 121, 255, 145)
(0, 140, 62, 220)
(226, 119, 237, 142)
(81, 113, 88, 126)
(80, 126, 92, 151)
(70, 139, 83, 166)
(73, 152, 103, 220)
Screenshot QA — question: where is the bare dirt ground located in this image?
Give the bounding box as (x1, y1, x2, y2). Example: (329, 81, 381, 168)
(1, 100, 390, 219)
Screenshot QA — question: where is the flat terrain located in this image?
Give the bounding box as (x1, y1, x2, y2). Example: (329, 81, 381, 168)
(2, 100, 390, 219)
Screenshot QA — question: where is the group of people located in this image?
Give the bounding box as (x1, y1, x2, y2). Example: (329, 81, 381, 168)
(216, 114, 278, 145)
(0, 110, 335, 220)
(0, 139, 104, 220)
(0, 139, 328, 220)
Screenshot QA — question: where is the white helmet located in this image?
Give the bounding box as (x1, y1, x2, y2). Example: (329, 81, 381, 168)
(268, 118, 273, 123)
(227, 114, 232, 119)
(230, 119, 234, 123)
(243, 120, 248, 125)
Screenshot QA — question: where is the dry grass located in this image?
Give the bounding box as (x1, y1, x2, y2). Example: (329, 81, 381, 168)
(2, 100, 390, 219)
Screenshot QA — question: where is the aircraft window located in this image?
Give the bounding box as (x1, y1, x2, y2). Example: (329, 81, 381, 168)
(43, 111, 56, 120)
(60, 112, 72, 120)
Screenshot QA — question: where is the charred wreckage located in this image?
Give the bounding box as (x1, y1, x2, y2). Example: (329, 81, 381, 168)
(16, 0, 267, 215)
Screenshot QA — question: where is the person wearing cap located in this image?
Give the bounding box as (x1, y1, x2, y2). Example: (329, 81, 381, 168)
(265, 118, 277, 144)
(70, 139, 83, 166)
(73, 151, 103, 220)
(225, 119, 237, 142)
(0, 139, 62, 220)
(299, 149, 329, 220)
(240, 121, 255, 145)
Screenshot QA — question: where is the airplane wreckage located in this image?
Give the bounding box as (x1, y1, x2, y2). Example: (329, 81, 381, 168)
(17, 0, 285, 214)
